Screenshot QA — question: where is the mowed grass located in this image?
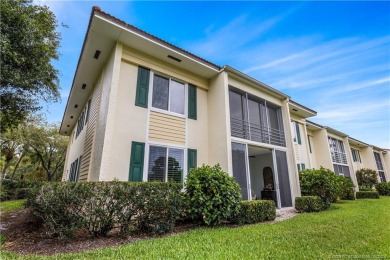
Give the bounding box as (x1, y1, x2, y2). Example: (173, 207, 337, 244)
(2, 197, 390, 259)
(0, 199, 25, 213)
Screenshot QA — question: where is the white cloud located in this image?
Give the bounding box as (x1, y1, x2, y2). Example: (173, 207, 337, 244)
(184, 10, 292, 62)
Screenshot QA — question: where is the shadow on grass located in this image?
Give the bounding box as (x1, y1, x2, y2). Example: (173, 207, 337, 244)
(335, 200, 353, 204)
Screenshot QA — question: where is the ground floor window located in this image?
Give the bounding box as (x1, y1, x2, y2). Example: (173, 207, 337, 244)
(297, 163, 305, 171)
(379, 171, 386, 182)
(333, 164, 350, 177)
(69, 156, 82, 181)
(147, 145, 184, 183)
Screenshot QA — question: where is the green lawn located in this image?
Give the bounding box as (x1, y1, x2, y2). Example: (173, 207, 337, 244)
(2, 197, 390, 259)
(0, 200, 25, 213)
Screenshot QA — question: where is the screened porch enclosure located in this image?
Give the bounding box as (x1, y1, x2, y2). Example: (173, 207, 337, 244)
(229, 88, 286, 147)
(231, 142, 293, 208)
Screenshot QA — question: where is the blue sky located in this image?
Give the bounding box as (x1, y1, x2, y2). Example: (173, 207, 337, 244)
(34, 1, 390, 148)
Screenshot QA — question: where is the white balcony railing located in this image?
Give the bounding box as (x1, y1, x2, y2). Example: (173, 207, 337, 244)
(230, 117, 286, 147)
(331, 151, 348, 164)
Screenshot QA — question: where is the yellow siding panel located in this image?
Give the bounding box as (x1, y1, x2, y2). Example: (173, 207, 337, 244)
(149, 111, 186, 145)
(78, 83, 102, 181)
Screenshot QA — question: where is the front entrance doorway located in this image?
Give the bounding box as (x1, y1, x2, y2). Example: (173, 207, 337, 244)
(231, 142, 293, 208)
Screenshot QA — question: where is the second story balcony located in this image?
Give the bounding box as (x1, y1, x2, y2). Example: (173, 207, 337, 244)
(229, 87, 286, 147)
(230, 117, 286, 147)
(331, 151, 348, 165)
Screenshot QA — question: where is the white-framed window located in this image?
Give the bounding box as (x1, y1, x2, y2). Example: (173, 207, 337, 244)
(333, 164, 351, 177)
(328, 137, 347, 164)
(351, 148, 361, 163)
(151, 74, 185, 115)
(291, 121, 301, 145)
(328, 136, 350, 177)
(69, 156, 82, 182)
(374, 152, 386, 182)
(147, 145, 184, 183)
(307, 135, 313, 153)
(75, 101, 90, 139)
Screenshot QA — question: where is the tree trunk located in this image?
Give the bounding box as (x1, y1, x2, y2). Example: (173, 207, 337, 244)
(2, 149, 15, 179)
(1, 161, 11, 179)
(46, 170, 52, 181)
(10, 152, 25, 180)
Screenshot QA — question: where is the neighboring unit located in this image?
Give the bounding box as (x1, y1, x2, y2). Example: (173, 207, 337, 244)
(61, 7, 389, 208)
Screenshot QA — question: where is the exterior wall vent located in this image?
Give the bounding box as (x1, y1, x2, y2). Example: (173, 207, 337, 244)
(94, 50, 101, 59)
(167, 55, 181, 62)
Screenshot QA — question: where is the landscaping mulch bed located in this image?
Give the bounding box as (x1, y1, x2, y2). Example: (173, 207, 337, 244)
(0, 208, 298, 256)
(0, 209, 199, 256)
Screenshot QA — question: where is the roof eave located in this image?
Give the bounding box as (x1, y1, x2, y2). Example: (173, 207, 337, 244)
(222, 65, 290, 100)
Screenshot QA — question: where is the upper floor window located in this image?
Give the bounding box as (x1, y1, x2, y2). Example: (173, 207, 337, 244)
(307, 135, 313, 153)
(374, 152, 384, 171)
(291, 121, 302, 145)
(75, 101, 90, 138)
(135, 67, 197, 119)
(351, 148, 361, 163)
(152, 74, 185, 115)
(328, 137, 348, 165)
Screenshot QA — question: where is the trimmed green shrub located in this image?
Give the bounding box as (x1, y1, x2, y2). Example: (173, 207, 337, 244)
(299, 167, 341, 210)
(356, 191, 380, 199)
(337, 176, 356, 200)
(1, 179, 45, 201)
(27, 182, 91, 237)
(135, 182, 184, 234)
(295, 196, 323, 212)
(359, 187, 373, 191)
(375, 182, 390, 196)
(233, 200, 276, 224)
(27, 182, 183, 238)
(356, 168, 378, 189)
(185, 164, 241, 226)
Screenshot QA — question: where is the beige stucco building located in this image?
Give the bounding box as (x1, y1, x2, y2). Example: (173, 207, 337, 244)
(61, 7, 389, 208)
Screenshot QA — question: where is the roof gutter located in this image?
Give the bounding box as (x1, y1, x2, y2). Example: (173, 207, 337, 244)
(325, 126, 348, 137)
(222, 65, 290, 99)
(289, 100, 317, 115)
(59, 6, 100, 133)
(306, 120, 324, 129)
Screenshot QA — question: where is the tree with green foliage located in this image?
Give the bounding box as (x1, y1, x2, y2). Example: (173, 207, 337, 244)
(1, 116, 67, 181)
(356, 168, 378, 189)
(0, 0, 61, 132)
(23, 118, 68, 181)
(0, 126, 26, 178)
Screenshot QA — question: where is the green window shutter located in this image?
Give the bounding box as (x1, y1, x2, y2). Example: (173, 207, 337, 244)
(301, 163, 305, 170)
(129, 141, 145, 182)
(295, 122, 301, 144)
(297, 164, 301, 171)
(135, 67, 150, 108)
(187, 149, 197, 173)
(188, 84, 197, 119)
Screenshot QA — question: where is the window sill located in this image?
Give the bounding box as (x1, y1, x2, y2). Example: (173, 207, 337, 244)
(150, 107, 186, 119)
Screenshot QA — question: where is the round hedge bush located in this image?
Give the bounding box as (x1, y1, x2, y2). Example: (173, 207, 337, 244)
(356, 168, 378, 189)
(299, 167, 341, 210)
(375, 182, 390, 196)
(184, 164, 241, 226)
(337, 176, 356, 200)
